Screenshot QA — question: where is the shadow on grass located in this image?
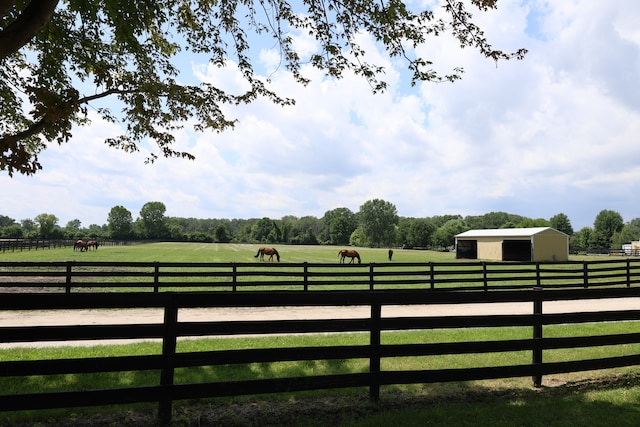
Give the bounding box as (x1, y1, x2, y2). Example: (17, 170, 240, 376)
(10, 371, 634, 427)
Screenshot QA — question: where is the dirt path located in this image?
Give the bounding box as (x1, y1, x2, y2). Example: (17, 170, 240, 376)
(2, 298, 639, 348)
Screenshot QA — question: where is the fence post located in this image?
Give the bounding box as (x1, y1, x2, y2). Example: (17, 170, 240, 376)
(430, 262, 435, 290)
(583, 261, 589, 288)
(65, 261, 72, 294)
(536, 263, 541, 288)
(303, 262, 308, 291)
(154, 262, 160, 293)
(369, 302, 381, 401)
(232, 262, 237, 292)
(627, 259, 631, 288)
(158, 303, 178, 426)
(483, 262, 488, 291)
(532, 287, 543, 387)
(369, 263, 375, 291)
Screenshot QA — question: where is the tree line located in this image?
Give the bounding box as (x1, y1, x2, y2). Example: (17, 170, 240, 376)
(0, 200, 637, 252)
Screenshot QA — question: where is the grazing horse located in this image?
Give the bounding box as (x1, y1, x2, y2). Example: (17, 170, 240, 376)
(74, 240, 87, 252)
(388, 249, 393, 261)
(338, 249, 361, 264)
(86, 240, 99, 250)
(255, 247, 280, 262)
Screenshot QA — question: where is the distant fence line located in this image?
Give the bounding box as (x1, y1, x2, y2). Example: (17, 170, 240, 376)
(0, 239, 134, 252)
(1, 287, 640, 425)
(1, 259, 640, 292)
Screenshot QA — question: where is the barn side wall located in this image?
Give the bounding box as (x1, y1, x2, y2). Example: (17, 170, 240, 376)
(532, 232, 569, 262)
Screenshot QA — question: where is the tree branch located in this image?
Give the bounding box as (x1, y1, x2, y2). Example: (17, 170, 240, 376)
(0, 0, 59, 60)
(0, 0, 18, 19)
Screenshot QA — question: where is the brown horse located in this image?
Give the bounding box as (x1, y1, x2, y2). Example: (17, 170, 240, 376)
(73, 240, 87, 252)
(338, 249, 361, 264)
(255, 247, 280, 262)
(86, 240, 99, 250)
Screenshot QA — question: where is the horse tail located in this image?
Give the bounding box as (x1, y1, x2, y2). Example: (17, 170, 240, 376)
(254, 249, 261, 258)
(274, 249, 280, 262)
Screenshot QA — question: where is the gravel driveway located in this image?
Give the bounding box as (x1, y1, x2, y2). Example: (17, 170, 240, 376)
(2, 298, 639, 348)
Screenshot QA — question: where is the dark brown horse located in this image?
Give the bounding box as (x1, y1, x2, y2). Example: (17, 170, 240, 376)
(73, 240, 87, 252)
(338, 249, 361, 264)
(255, 247, 280, 262)
(87, 240, 99, 250)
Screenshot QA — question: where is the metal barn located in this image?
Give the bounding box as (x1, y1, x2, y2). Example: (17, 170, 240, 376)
(455, 227, 569, 262)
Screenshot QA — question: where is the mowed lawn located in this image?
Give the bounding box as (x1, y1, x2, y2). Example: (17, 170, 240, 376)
(0, 242, 459, 264)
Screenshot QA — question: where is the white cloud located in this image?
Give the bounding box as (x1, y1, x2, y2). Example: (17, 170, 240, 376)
(2, 0, 639, 231)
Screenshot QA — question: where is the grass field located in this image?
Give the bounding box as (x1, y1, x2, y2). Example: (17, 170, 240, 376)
(0, 242, 459, 264)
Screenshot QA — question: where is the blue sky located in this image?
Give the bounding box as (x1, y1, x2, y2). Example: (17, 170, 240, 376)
(2, 0, 639, 231)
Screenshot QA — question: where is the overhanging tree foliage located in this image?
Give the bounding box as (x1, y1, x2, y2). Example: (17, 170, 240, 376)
(1, 0, 526, 176)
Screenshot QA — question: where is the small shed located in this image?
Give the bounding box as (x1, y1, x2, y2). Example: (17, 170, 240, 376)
(455, 227, 569, 262)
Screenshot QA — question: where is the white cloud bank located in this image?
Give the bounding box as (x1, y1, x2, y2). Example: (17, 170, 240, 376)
(2, 0, 639, 230)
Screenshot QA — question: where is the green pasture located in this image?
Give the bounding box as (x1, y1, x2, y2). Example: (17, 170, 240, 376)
(0, 241, 620, 264)
(0, 242, 457, 263)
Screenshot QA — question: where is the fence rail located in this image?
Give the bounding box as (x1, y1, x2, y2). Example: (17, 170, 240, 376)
(1, 287, 640, 425)
(1, 259, 640, 292)
(0, 239, 130, 252)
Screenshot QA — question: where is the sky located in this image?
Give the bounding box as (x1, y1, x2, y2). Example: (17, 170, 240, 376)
(2, 0, 639, 231)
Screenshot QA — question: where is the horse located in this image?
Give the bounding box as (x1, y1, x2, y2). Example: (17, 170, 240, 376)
(73, 240, 87, 252)
(388, 249, 393, 261)
(338, 249, 361, 264)
(86, 240, 99, 250)
(254, 247, 280, 262)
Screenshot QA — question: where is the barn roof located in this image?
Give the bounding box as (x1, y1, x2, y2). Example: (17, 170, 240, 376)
(455, 227, 568, 238)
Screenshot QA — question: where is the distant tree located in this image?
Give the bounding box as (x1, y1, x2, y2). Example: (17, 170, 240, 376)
(349, 227, 367, 247)
(593, 210, 624, 250)
(407, 218, 436, 248)
(549, 213, 574, 235)
(300, 228, 320, 245)
(34, 213, 58, 238)
(571, 227, 595, 252)
(517, 218, 550, 228)
(87, 224, 106, 238)
(168, 224, 187, 241)
(323, 208, 357, 245)
(358, 199, 398, 247)
(108, 206, 134, 239)
(430, 214, 463, 228)
(20, 218, 37, 236)
(140, 202, 168, 239)
(464, 212, 526, 229)
(395, 218, 413, 247)
(0, 215, 16, 227)
(64, 219, 82, 237)
(1, 223, 23, 237)
(612, 218, 640, 248)
(215, 224, 231, 243)
(432, 219, 469, 248)
(251, 217, 275, 242)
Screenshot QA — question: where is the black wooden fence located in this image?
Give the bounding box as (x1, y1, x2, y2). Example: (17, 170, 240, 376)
(1, 287, 640, 425)
(1, 259, 640, 292)
(0, 239, 130, 252)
